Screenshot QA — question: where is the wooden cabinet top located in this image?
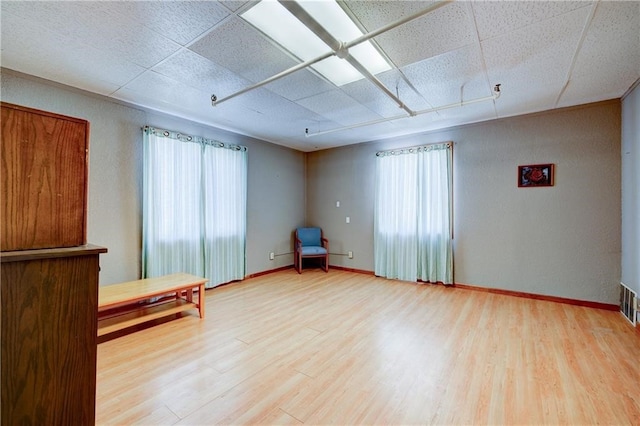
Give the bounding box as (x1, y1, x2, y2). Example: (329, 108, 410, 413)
(0, 244, 107, 262)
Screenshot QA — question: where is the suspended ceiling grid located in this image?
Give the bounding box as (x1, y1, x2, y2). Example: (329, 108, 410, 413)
(1, 0, 638, 152)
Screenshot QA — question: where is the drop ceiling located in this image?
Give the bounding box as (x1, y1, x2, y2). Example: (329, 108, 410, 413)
(1, 1, 638, 152)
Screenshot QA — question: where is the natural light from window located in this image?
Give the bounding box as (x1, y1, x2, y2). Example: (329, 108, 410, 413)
(241, 0, 391, 86)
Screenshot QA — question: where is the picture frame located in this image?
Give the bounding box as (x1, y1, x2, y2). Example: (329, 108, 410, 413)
(518, 163, 554, 187)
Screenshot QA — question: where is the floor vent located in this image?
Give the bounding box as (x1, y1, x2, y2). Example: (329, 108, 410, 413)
(619, 282, 637, 326)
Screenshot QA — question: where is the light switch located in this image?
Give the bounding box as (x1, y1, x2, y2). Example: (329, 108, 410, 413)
(346, 216, 350, 223)
(336, 201, 340, 207)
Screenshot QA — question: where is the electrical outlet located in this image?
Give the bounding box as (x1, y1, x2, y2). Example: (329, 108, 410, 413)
(348, 251, 353, 259)
(269, 252, 274, 260)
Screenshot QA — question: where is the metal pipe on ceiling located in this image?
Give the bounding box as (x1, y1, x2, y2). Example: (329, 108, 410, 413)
(211, 51, 334, 106)
(211, 0, 452, 107)
(304, 84, 501, 138)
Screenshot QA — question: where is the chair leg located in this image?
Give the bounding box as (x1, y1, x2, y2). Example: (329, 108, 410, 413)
(297, 253, 302, 274)
(324, 254, 329, 272)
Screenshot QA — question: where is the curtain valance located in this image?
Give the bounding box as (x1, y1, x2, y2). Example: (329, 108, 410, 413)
(376, 141, 452, 157)
(144, 126, 247, 151)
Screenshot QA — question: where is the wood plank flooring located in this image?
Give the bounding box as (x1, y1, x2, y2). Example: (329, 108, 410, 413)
(96, 269, 640, 425)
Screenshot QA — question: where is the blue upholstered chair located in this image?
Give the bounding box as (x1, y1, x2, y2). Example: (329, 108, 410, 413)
(295, 227, 329, 274)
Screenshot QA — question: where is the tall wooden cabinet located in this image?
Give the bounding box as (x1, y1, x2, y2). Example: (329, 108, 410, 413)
(1, 103, 107, 424)
(1, 102, 88, 251)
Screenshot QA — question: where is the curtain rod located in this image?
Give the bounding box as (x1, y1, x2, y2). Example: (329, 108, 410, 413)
(306, 85, 501, 138)
(376, 141, 452, 157)
(143, 126, 247, 151)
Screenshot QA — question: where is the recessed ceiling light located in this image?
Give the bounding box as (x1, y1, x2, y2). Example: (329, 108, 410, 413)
(241, 0, 391, 86)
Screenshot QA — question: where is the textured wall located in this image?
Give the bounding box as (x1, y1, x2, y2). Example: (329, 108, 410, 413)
(246, 140, 306, 272)
(622, 82, 640, 298)
(1, 69, 626, 303)
(306, 144, 377, 267)
(1, 70, 304, 284)
(307, 101, 622, 304)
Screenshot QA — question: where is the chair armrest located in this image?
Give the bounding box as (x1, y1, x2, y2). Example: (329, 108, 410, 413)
(322, 238, 329, 249)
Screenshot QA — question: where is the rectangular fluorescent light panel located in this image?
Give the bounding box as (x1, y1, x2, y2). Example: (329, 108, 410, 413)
(241, 0, 391, 86)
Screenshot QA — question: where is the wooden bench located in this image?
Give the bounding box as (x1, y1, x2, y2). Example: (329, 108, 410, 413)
(97, 273, 207, 337)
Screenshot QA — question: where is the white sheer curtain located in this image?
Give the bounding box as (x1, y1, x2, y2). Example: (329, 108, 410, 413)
(142, 127, 247, 288)
(374, 143, 453, 284)
(202, 143, 247, 286)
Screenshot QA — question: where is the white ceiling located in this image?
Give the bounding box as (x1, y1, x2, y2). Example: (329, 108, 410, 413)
(1, 1, 638, 152)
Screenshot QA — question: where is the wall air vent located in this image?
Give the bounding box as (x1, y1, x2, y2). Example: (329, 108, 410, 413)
(619, 282, 637, 326)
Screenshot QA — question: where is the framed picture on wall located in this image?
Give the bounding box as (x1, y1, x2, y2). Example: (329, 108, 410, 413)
(518, 164, 554, 187)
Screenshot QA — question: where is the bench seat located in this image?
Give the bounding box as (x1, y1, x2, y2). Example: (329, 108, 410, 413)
(98, 273, 207, 336)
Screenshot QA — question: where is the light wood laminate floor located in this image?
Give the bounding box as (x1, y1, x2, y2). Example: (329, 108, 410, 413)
(96, 269, 640, 425)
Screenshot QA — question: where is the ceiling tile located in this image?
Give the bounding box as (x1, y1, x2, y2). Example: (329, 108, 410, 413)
(377, 68, 436, 110)
(1, 1, 181, 68)
(219, 1, 252, 13)
(296, 90, 384, 127)
(117, 1, 230, 46)
(117, 71, 210, 110)
(338, 66, 442, 118)
(472, 1, 593, 41)
(115, 84, 245, 137)
(559, 1, 640, 107)
(482, 6, 592, 117)
(153, 49, 250, 96)
(113, 71, 248, 134)
(223, 87, 320, 123)
(344, 1, 475, 68)
(399, 44, 489, 108)
(340, 76, 410, 118)
(263, 68, 336, 102)
(208, 87, 334, 145)
(189, 16, 298, 84)
(1, 10, 143, 95)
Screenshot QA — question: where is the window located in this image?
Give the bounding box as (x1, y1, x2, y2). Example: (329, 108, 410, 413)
(142, 127, 247, 288)
(374, 142, 453, 283)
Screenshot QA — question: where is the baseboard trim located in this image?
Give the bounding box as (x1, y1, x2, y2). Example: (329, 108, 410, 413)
(244, 269, 618, 311)
(330, 265, 375, 275)
(245, 265, 373, 279)
(454, 283, 618, 311)
(245, 265, 294, 280)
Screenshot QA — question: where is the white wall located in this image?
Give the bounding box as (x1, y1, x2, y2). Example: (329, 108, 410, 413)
(307, 101, 622, 304)
(1, 70, 305, 284)
(621, 81, 640, 301)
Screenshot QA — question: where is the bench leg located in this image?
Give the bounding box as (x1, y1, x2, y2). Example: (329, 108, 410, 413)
(198, 284, 205, 318)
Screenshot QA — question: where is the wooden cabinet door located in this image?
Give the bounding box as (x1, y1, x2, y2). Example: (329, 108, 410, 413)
(1, 103, 88, 251)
